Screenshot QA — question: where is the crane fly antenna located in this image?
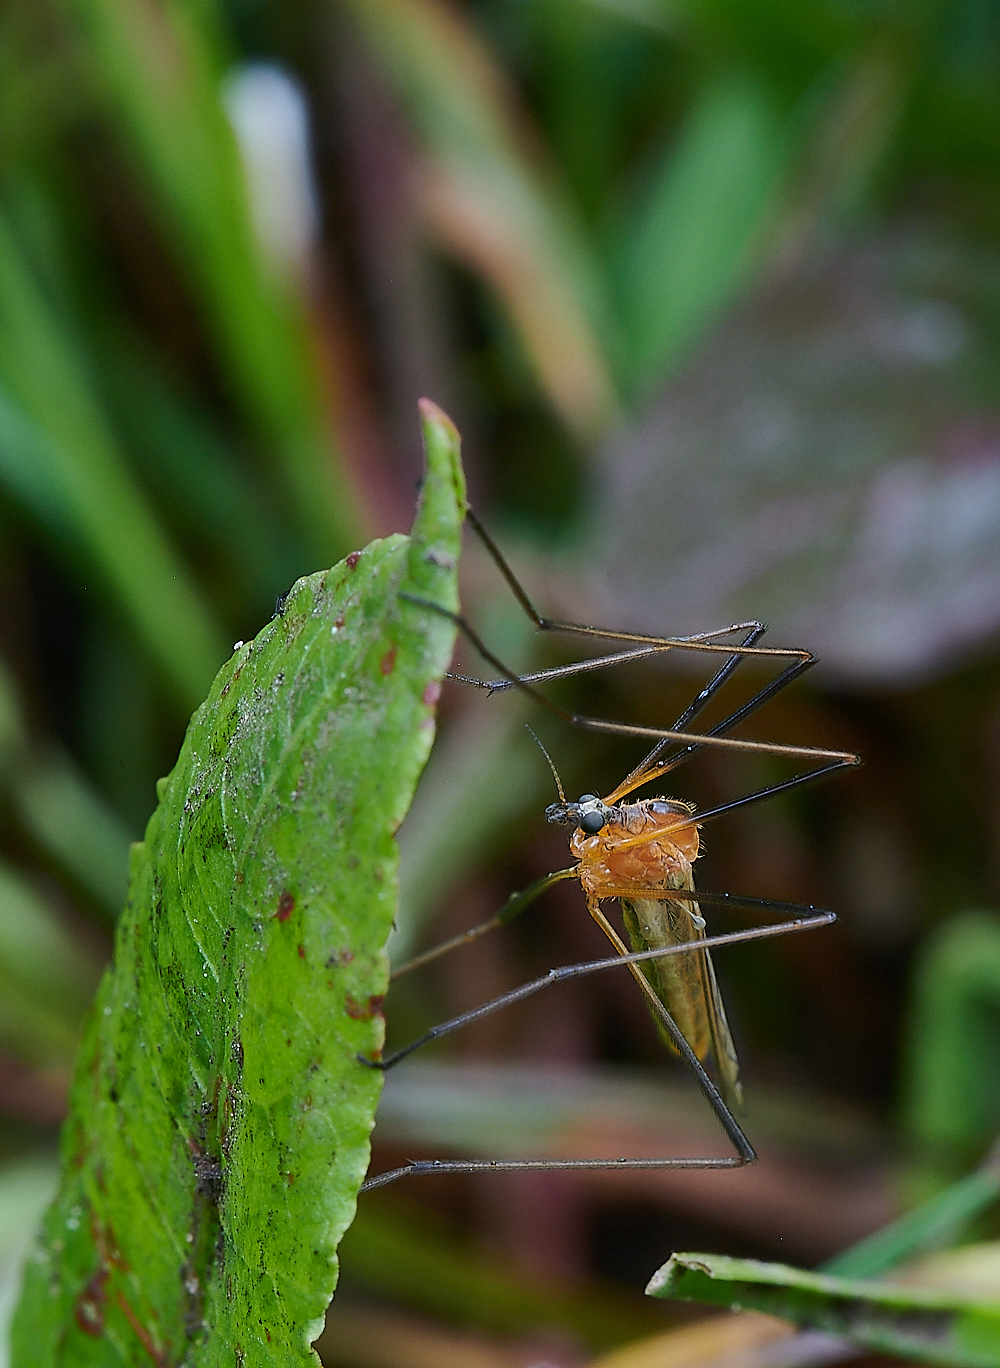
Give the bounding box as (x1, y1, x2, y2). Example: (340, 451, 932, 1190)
(526, 725, 565, 803)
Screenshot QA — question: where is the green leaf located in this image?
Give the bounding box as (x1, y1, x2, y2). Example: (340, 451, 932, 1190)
(646, 1252, 1000, 1367)
(618, 72, 789, 396)
(11, 401, 465, 1365)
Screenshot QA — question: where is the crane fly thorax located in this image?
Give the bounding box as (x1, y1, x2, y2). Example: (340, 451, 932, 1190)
(568, 798, 700, 897)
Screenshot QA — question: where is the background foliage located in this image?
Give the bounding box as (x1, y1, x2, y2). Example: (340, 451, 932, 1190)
(4, 0, 1000, 1365)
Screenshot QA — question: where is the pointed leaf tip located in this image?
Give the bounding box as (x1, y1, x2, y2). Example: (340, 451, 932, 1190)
(418, 396, 461, 443)
(408, 400, 466, 599)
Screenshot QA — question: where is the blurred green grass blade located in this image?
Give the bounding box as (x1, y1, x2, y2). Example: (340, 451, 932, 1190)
(566, 0, 677, 38)
(99, 331, 301, 612)
(342, 0, 619, 440)
(824, 1159, 1000, 1281)
(0, 212, 226, 709)
(79, 620, 162, 831)
(66, 0, 359, 561)
(0, 859, 99, 1067)
(0, 657, 135, 921)
(905, 912, 1000, 1171)
(16, 752, 133, 920)
(11, 401, 464, 1363)
(618, 72, 788, 396)
(646, 1253, 1000, 1366)
(779, 45, 906, 244)
(0, 387, 74, 538)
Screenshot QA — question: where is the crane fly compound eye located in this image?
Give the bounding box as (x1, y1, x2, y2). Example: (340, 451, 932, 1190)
(579, 810, 605, 834)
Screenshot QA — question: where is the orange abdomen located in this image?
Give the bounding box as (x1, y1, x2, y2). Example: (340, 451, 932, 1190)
(570, 800, 700, 897)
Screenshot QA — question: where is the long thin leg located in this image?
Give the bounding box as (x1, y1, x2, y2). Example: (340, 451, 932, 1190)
(364, 917, 832, 1071)
(395, 880, 835, 979)
(390, 868, 577, 979)
(604, 760, 853, 849)
(462, 509, 839, 791)
(583, 896, 750, 1156)
(402, 592, 858, 773)
(465, 509, 800, 666)
(393, 865, 832, 980)
(399, 593, 859, 815)
(456, 625, 772, 693)
(450, 622, 818, 796)
(359, 914, 833, 1192)
(361, 1155, 744, 1192)
(604, 646, 817, 802)
(622, 634, 819, 787)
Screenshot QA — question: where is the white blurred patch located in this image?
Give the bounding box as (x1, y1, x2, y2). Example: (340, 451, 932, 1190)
(222, 62, 320, 282)
(0, 1156, 58, 1365)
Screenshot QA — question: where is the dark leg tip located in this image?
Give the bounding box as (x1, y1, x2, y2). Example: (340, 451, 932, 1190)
(356, 1052, 386, 1070)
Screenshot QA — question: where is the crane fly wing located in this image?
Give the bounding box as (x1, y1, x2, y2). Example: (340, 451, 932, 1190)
(620, 874, 742, 1111)
(620, 895, 708, 1057)
(699, 935, 742, 1111)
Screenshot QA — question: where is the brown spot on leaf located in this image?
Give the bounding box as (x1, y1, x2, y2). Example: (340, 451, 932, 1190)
(275, 892, 295, 922)
(346, 552, 361, 569)
(380, 645, 397, 676)
(324, 946, 355, 968)
(344, 995, 386, 1020)
(297, 944, 305, 960)
(75, 1267, 109, 1335)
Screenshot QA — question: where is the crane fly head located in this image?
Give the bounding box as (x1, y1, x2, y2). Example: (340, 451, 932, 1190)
(545, 793, 610, 834)
(524, 726, 611, 833)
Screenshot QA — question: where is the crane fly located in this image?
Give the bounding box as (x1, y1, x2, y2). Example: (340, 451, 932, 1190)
(359, 510, 860, 1192)
(543, 751, 742, 1112)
